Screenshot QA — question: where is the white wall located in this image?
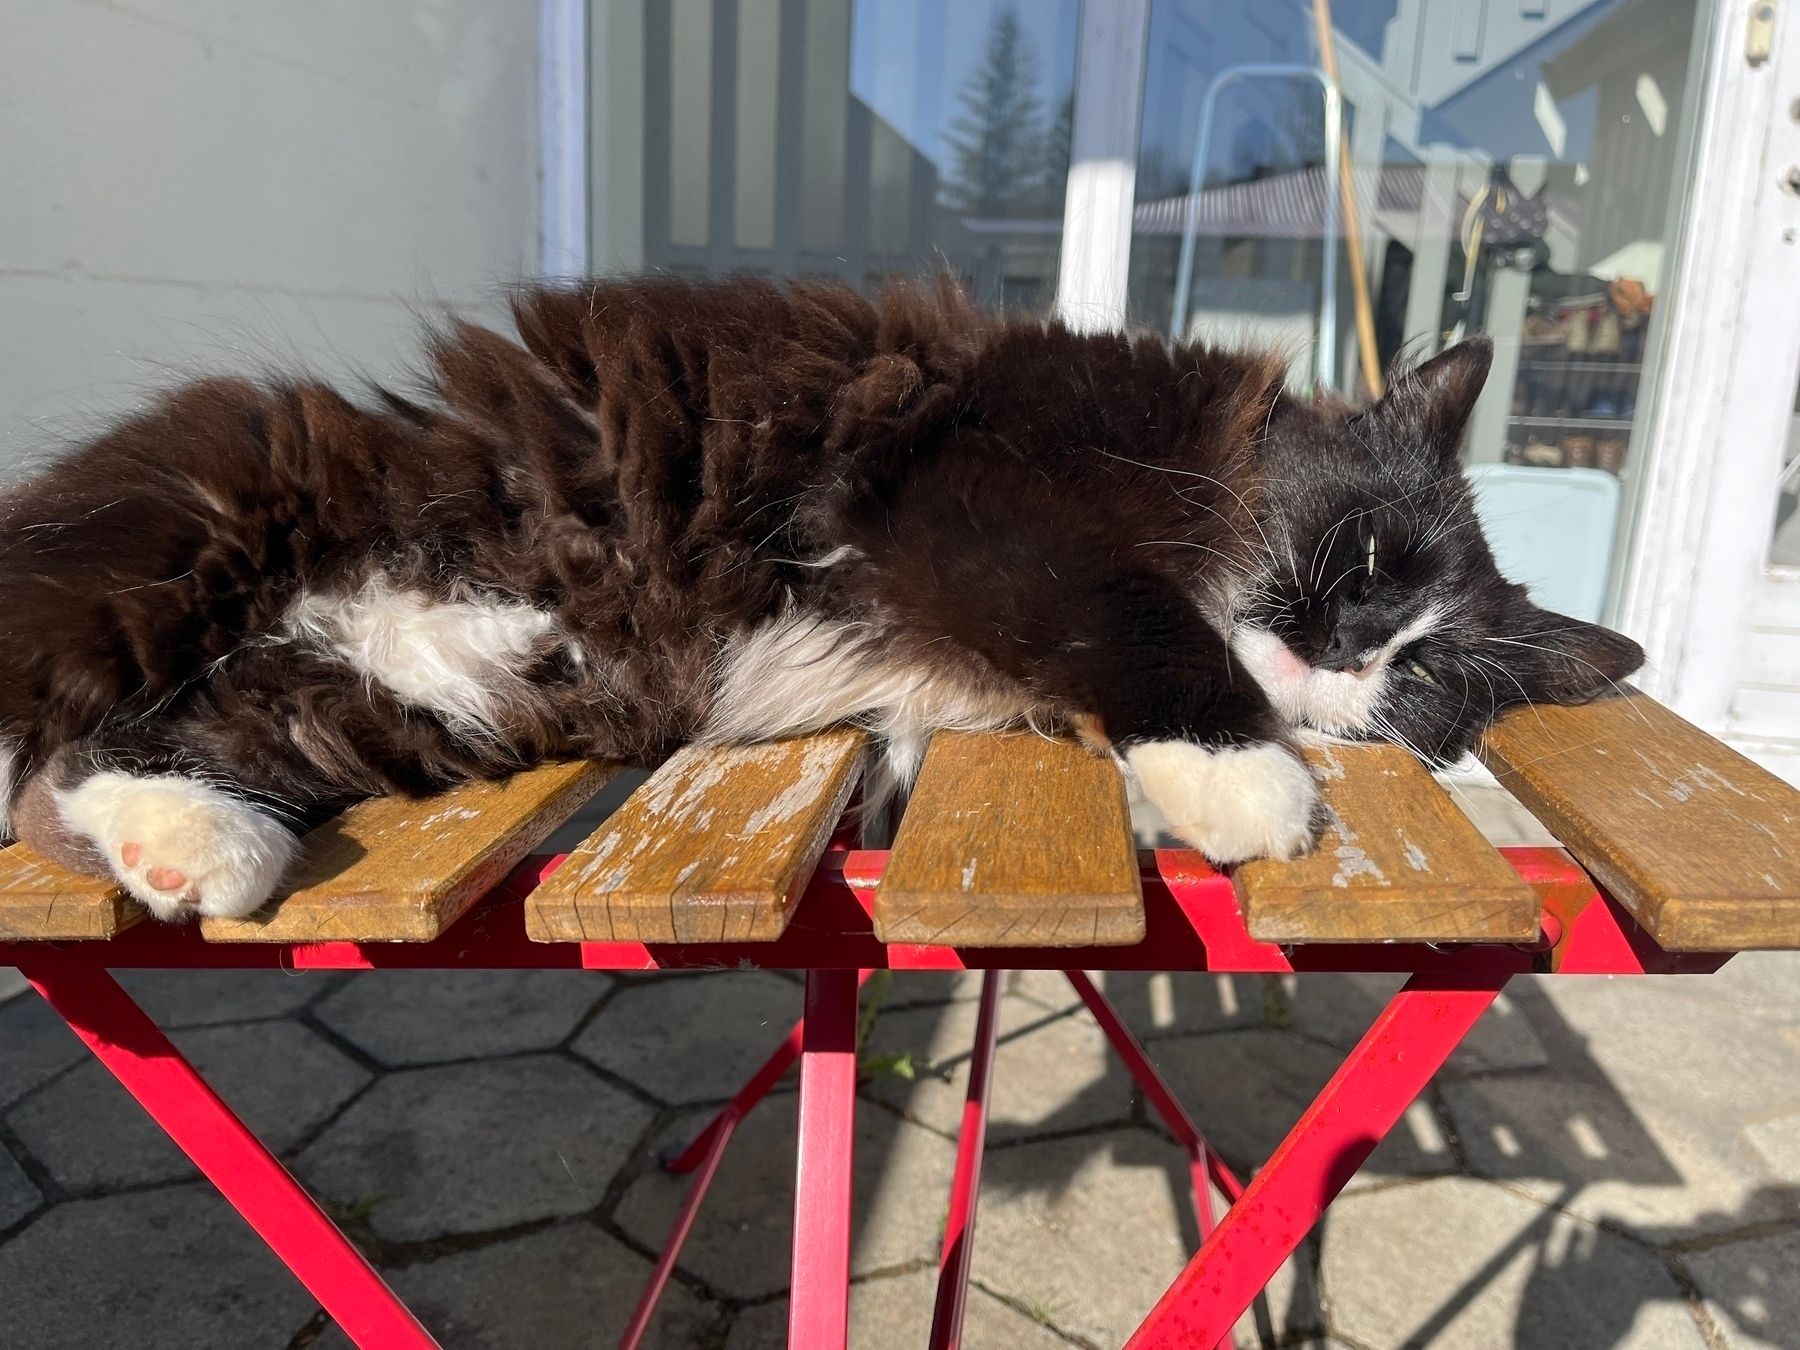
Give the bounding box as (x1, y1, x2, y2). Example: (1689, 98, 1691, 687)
(0, 0, 539, 480)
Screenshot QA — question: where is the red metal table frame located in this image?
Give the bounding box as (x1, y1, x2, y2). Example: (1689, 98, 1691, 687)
(1, 846, 1726, 1349)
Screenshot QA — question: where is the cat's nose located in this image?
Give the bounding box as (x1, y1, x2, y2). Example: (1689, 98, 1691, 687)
(1317, 635, 1374, 675)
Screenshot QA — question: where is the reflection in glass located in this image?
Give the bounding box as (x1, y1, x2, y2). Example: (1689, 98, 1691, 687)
(1131, 0, 1700, 478)
(604, 0, 1079, 306)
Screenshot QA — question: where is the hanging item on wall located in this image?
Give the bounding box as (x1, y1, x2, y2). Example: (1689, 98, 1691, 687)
(1449, 167, 1553, 341)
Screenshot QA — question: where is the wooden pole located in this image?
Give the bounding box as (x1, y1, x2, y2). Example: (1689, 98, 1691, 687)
(1311, 0, 1385, 397)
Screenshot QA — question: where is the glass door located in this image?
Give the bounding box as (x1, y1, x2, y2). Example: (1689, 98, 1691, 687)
(1128, 0, 1713, 626)
(588, 0, 1081, 307)
(577, 0, 1800, 770)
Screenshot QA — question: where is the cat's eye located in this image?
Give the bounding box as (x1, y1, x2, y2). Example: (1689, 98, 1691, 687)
(1364, 532, 1377, 578)
(1404, 658, 1438, 685)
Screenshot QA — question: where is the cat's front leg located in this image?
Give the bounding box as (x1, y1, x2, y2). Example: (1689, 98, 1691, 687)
(1125, 738, 1321, 864)
(1066, 588, 1324, 864)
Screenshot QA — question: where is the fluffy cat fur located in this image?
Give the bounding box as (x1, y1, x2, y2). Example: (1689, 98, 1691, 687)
(0, 275, 1642, 919)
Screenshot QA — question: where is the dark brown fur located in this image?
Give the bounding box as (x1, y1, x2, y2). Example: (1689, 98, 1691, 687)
(0, 275, 1289, 836)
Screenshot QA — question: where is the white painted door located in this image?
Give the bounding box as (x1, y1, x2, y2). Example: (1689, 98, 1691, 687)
(1616, 0, 1800, 782)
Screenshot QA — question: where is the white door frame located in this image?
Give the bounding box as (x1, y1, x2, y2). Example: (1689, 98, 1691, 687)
(1614, 0, 1800, 729)
(538, 0, 590, 278)
(1054, 0, 1153, 332)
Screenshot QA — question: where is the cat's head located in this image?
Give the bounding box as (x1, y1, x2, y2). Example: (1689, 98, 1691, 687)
(1230, 338, 1644, 763)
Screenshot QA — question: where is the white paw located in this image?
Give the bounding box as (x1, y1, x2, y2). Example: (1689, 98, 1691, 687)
(55, 773, 295, 921)
(1126, 740, 1322, 865)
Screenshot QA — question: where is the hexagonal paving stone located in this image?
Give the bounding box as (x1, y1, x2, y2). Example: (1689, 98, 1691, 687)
(1439, 963, 1800, 1237)
(969, 1128, 1321, 1348)
(7, 1020, 370, 1190)
(1320, 1176, 1708, 1348)
(572, 972, 800, 1104)
(1138, 1029, 1448, 1183)
(1441, 1068, 1798, 1240)
(724, 1269, 1072, 1349)
(1076, 969, 1270, 1037)
(862, 997, 1134, 1143)
(314, 1223, 718, 1350)
(297, 1055, 650, 1242)
(0, 1142, 41, 1230)
(0, 991, 87, 1110)
(0, 1185, 315, 1347)
(1285, 974, 1547, 1074)
(1685, 1227, 1800, 1349)
(1743, 1109, 1800, 1180)
(115, 968, 335, 1026)
(878, 970, 986, 1006)
(1004, 968, 1088, 1013)
(615, 1102, 955, 1300)
(315, 969, 611, 1065)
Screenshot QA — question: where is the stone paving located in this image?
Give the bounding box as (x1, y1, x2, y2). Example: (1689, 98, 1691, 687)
(0, 957, 1797, 1348)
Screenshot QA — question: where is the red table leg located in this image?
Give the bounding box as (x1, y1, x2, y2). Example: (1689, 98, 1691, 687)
(789, 968, 861, 1350)
(929, 969, 1003, 1350)
(18, 956, 437, 1350)
(1064, 970, 1245, 1234)
(1126, 970, 1509, 1348)
(623, 970, 874, 1349)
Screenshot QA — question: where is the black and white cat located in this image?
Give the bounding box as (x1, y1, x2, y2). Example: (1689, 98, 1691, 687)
(0, 276, 1642, 921)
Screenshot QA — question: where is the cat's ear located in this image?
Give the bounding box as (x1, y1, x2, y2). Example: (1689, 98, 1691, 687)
(1374, 338, 1492, 463)
(1498, 599, 1645, 705)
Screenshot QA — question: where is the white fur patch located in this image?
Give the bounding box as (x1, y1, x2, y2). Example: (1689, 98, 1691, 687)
(0, 738, 19, 840)
(285, 575, 559, 737)
(55, 772, 296, 921)
(1126, 740, 1321, 864)
(1232, 606, 1443, 736)
(703, 614, 1032, 793)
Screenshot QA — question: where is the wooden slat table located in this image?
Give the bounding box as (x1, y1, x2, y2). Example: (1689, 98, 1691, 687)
(525, 730, 866, 943)
(874, 730, 1143, 947)
(3, 694, 1797, 955)
(3, 690, 1799, 1350)
(0, 759, 613, 944)
(1237, 743, 1539, 945)
(0, 843, 143, 941)
(1481, 692, 1800, 950)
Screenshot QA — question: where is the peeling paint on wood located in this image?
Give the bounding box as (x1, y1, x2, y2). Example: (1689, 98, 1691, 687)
(1481, 693, 1800, 950)
(0, 841, 142, 941)
(1238, 744, 1536, 944)
(526, 730, 866, 944)
(874, 731, 1143, 947)
(203, 760, 616, 943)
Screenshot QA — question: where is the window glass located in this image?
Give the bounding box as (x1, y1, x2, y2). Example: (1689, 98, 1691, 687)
(596, 0, 1716, 620)
(594, 0, 1080, 307)
(1127, 0, 1707, 620)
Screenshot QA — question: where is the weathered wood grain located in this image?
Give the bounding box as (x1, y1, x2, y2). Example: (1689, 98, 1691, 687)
(1237, 743, 1539, 944)
(204, 760, 615, 943)
(526, 730, 867, 943)
(1480, 693, 1800, 950)
(0, 843, 143, 941)
(874, 731, 1143, 947)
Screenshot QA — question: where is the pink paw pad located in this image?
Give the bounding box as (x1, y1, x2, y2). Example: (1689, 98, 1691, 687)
(144, 866, 191, 894)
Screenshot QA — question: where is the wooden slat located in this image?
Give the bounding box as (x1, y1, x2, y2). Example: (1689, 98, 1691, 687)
(1237, 744, 1539, 944)
(0, 842, 144, 941)
(874, 731, 1143, 947)
(526, 730, 866, 943)
(204, 760, 615, 943)
(1480, 692, 1800, 951)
